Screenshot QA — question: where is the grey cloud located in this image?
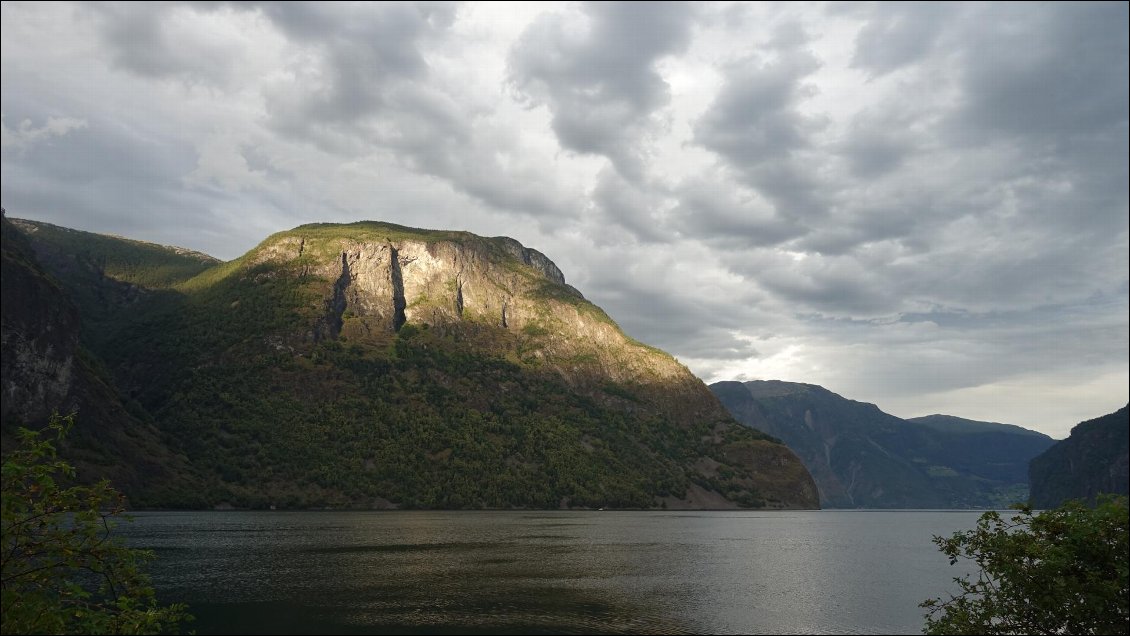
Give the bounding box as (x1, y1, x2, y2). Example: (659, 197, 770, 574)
(945, 2, 1129, 242)
(800, 299, 1129, 402)
(508, 1, 696, 180)
(0, 118, 229, 252)
(839, 111, 917, 179)
(257, 3, 454, 135)
(89, 3, 243, 87)
(851, 2, 949, 76)
(671, 176, 804, 248)
(0, 86, 279, 259)
(692, 26, 829, 223)
(256, 1, 456, 44)
(590, 169, 669, 244)
(756, 257, 896, 316)
(954, 2, 1128, 140)
(251, 3, 576, 225)
(694, 52, 818, 165)
(585, 271, 762, 362)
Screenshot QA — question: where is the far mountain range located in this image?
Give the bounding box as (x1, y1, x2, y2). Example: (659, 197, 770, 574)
(711, 380, 1058, 508)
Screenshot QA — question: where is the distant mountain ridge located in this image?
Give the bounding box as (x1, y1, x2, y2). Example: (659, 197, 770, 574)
(710, 380, 1056, 508)
(2, 216, 818, 510)
(907, 414, 1051, 438)
(1029, 405, 1129, 509)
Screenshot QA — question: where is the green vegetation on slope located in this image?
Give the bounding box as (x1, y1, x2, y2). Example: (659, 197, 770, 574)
(11, 218, 218, 289)
(8, 219, 814, 510)
(94, 253, 776, 507)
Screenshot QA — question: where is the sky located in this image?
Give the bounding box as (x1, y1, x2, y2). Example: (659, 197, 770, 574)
(2, 2, 1126, 438)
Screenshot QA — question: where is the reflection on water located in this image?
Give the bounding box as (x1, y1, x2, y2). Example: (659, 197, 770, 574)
(120, 511, 982, 634)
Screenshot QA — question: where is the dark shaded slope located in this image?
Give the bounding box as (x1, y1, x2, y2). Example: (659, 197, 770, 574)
(1029, 405, 1129, 508)
(1, 212, 199, 505)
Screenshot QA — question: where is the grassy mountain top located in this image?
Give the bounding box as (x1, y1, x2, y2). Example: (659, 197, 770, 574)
(909, 414, 1053, 439)
(11, 218, 218, 289)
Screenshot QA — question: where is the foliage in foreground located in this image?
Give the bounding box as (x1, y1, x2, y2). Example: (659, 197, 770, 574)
(1, 415, 189, 634)
(921, 495, 1129, 635)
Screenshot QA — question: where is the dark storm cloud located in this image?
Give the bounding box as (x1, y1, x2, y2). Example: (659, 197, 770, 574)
(508, 1, 696, 180)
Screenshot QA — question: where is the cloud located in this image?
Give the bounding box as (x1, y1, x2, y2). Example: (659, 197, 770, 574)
(508, 1, 696, 180)
(670, 174, 803, 248)
(850, 2, 949, 76)
(0, 114, 87, 151)
(89, 2, 253, 87)
(692, 23, 829, 224)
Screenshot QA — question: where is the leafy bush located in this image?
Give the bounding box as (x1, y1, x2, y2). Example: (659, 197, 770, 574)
(921, 496, 1129, 635)
(1, 415, 189, 634)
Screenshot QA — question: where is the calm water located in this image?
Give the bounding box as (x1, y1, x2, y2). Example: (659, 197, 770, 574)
(119, 510, 986, 635)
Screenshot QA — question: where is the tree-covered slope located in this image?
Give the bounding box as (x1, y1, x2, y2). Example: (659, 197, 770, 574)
(1029, 405, 1129, 509)
(711, 380, 1055, 508)
(10, 219, 818, 510)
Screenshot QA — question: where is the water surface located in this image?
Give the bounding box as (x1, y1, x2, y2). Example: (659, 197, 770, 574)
(121, 510, 984, 634)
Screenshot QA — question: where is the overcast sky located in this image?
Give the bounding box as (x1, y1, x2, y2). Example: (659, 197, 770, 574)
(3, 2, 1127, 438)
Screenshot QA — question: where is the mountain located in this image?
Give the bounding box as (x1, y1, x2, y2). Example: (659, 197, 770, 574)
(5, 217, 818, 510)
(1029, 405, 1129, 509)
(710, 380, 1056, 508)
(1, 214, 199, 505)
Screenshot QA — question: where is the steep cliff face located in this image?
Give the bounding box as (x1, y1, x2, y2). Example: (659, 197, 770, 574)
(15, 219, 818, 510)
(1029, 406, 1129, 508)
(1, 215, 80, 424)
(712, 380, 1055, 508)
(249, 226, 697, 392)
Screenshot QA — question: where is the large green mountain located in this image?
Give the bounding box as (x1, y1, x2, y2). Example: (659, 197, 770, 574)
(3, 217, 818, 510)
(1029, 405, 1129, 509)
(710, 380, 1056, 508)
